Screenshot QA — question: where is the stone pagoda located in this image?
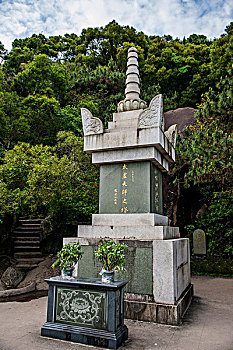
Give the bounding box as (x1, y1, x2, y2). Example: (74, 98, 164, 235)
(65, 47, 193, 325)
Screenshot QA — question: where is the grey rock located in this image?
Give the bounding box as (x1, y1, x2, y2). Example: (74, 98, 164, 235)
(0, 282, 35, 299)
(193, 229, 206, 255)
(1, 267, 24, 289)
(164, 107, 197, 134)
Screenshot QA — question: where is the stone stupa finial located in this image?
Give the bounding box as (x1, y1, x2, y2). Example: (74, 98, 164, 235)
(117, 47, 147, 112)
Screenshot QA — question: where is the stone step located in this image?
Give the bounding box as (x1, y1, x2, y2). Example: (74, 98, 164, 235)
(14, 238, 40, 244)
(16, 264, 39, 269)
(19, 219, 43, 225)
(14, 226, 42, 231)
(14, 246, 40, 251)
(14, 252, 42, 259)
(13, 217, 44, 269)
(16, 257, 44, 264)
(16, 224, 42, 229)
(13, 229, 42, 236)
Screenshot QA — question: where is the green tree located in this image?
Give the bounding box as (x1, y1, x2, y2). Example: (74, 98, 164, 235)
(0, 41, 7, 64)
(172, 69, 233, 257)
(0, 133, 99, 225)
(210, 22, 233, 85)
(13, 54, 67, 103)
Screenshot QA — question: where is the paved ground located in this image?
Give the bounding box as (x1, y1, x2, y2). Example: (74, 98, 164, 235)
(0, 276, 233, 350)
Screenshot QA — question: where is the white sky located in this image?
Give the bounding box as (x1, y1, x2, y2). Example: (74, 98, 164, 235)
(0, 0, 232, 50)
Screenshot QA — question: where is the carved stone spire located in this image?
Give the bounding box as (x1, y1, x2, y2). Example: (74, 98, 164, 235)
(117, 47, 147, 112)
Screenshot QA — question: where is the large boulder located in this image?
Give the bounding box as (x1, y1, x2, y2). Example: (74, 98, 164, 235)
(1, 267, 24, 289)
(163, 107, 198, 227)
(0, 256, 11, 278)
(164, 107, 197, 134)
(18, 255, 60, 291)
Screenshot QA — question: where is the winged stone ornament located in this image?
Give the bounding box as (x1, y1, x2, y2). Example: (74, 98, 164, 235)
(138, 94, 164, 130)
(81, 108, 104, 136)
(164, 124, 178, 147)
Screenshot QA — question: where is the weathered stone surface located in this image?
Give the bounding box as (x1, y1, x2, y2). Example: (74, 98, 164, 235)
(77, 225, 179, 240)
(75, 240, 153, 295)
(84, 126, 175, 163)
(0, 281, 35, 299)
(138, 94, 164, 130)
(0, 256, 11, 278)
(92, 213, 168, 227)
(18, 255, 60, 290)
(193, 229, 206, 255)
(152, 238, 190, 304)
(164, 124, 177, 147)
(117, 47, 146, 112)
(164, 107, 197, 134)
(99, 162, 163, 215)
(64, 237, 189, 305)
(81, 108, 103, 136)
(1, 267, 24, 289)
(92, 147, 169, 172)
(124, 284, 193, 325)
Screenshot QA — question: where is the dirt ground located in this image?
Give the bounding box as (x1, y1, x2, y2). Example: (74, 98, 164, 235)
(0, 276, 233, 350)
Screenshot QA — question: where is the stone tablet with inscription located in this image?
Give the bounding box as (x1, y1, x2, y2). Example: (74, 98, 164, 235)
(193, 229, 206, 255)
(99, 161, 163, 214)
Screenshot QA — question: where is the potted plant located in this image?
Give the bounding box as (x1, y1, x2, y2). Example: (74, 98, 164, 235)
(51, 243, 84, 278)
(95, 239, 127, 283)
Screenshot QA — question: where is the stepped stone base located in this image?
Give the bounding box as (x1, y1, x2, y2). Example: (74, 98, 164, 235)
(92, 213, 169, 226)
(92, 146, 169, 172)
(77, 225, 179, 240)
(64, 237, 190, 302)
(41, 323, 128, 349)
(124, 284, 193, 325)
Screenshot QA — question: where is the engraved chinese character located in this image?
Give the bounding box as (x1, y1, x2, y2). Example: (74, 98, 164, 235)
(122, 164, 128, 170)
(156, 205, 159, 211)
(155, 176, 158, 181)
(121, 207, 128, 213)
(155, 191, 159, 198)
(155, 183, 159, 188)
(122, 189, 127, 195)
(122, 181, 127, 187)
(122, 198, 128, 204)
(131, 170, 135, 183)
(154, 168, 158, 175)
(114, 188, 118, 193)
(122, 172, 127, 179)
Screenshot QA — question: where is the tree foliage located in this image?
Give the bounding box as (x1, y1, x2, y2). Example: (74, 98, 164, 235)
(0, 133, 99, 222)
(172, 68, 233, 257)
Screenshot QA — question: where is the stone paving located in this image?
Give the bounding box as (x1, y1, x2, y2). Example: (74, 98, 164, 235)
(0, 276, 233, 350)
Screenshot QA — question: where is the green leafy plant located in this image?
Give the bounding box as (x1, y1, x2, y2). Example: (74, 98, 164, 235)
(95, 239, 127, 273)
(51, 243, 84, 271)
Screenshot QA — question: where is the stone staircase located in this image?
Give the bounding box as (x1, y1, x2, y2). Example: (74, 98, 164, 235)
(13, 218, 44, 270)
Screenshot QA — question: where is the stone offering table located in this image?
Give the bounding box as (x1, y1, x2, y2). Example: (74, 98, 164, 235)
(65, 47, 193, 325)
(41, 276, 128, 349)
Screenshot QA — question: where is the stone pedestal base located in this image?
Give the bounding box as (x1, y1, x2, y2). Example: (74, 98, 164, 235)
(124, 284, 193, 325)
(64, 224, 191, 326)
(41, 323, 128, 349)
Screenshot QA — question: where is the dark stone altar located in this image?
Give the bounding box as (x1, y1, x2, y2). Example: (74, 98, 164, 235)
(41, 276, 128, 349)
